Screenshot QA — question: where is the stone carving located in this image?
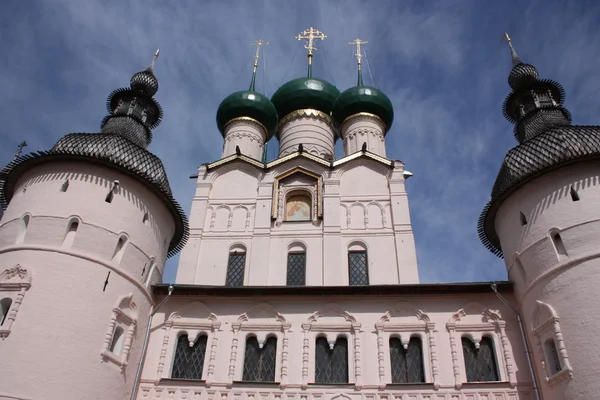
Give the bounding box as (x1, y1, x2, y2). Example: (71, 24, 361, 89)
(101, 294, 138, 368)
(531, 300, 573, 384)
(0, 265, 32, 339)
(375, 302, 439, 389)
(446, 302, 516, 389)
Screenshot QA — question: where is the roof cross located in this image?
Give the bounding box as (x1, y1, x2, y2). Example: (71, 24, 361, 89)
(349, 38, 368, 68)
(295, 27, 327, 58)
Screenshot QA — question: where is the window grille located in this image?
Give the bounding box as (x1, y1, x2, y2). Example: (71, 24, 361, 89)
(348, 251, 369, 286)
(287, 252, 306, 286)
(462, 337, 499, 382)
(315, 337, 348, 384)
(225, 252, 246, 287)
(171, 334, 208, 380)
(242, 336, 277, 382)
(545, 339, 562, 375)
(389, 337, 425, 383)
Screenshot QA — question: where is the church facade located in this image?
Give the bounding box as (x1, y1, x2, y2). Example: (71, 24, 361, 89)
(0, 31, 596, 400)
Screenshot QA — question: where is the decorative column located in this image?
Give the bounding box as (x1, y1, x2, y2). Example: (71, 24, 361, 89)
(339, 113, 386, 157)
(228, 324, 241, 385)
(497, 322, 516, 387)
(280, 324, 291, 388)
(375, 324, 386, 389)
(301, 324, 311, 389)
(222, 118, 267, 160)
(121, 321, 137, 366)
(426, 323, 440, 389)
(102, 312, 118, 350)
(446, 323, 462, 389)
(156, 321, 173, 378)
(206, 323, 221, 387)
(352, 323, 363, 389)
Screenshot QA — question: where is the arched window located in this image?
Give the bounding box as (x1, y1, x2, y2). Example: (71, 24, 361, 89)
(109, 326, 125, 354)
(171, 334, 208, 380)
(462, 337, 499, 382)
(285, 192, 312, 221)
(16, 214, 30, 245)
(315, 336, 348, 384)
(544, 339, 562, 375)
(242, 336, 277, 382)
(0, 298, 12, 326)
(389, 337, 425, 383)
(287, 248, 306, 286)
(225, 248, 246, 287)
(348, 246, 369, 286)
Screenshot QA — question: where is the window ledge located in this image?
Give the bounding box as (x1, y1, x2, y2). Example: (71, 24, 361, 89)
(232, 381, 281, 386)
(385, 382, 435, 389)
(308, 383, 354, 387)
(547, 367, 573, 386)
(461, 381, 510, 387)
(158, 378, 206, 386)
(101, 349, 126, 367)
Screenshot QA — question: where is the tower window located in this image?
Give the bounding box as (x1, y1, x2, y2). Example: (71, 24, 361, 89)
(286, 251, 306, 286)
(551, 231, 568, 257)
(60, 179, 69, 192)
(63, 219, 79, 248)
(570, 186, 580, 201)
(109, 326, 125, 355)
(389, 337, 425, 383)
(315, 336, 348, 384)
(225, 250, 246, 287)
(348, 250, 369, 286)
(285, 193, 312, 221)
(242, 336, 277, 382)
(0, 298, 12, 326)
(171, 334, 208, 380)
(16, 214, 30, 245)
(462, 337, 499, 382)
(519, 211, 528, 226)
(544, 339, 562, 375)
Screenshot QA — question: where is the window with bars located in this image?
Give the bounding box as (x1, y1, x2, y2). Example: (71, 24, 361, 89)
(348, 251, 369, 286)
(242, 336, 277, 382)
(315, 336, 349, 384)
(389, 337, 425, 383)
(225, 251, 246, 287)
(462, 337, 499, 382)
(544, 339, 562, 375)
(287, 252, 306, 286)
(171, 334, 208, 380)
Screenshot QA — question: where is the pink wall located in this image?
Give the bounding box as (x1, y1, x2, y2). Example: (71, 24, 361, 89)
(137, 293, 533, 399)
(176, 155, 419, 286)
(0, 161, 175, 400)
(495, 160, 600, 400)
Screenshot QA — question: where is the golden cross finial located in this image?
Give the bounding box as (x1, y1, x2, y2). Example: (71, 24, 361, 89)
(250, 40, 269, 72)
(349, 38, 368, 68)
(502, 32, 511, 43)
(150, 49, 160, 70)
(295, 27, 327, 57)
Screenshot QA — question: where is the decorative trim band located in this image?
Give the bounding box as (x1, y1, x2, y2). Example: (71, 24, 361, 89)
(340, 112, 386, 133)
(278, 109, 332, 130)
(223, 117, 268, 137)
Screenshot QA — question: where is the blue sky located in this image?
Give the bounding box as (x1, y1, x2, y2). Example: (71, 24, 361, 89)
(2, 0, 600, 284)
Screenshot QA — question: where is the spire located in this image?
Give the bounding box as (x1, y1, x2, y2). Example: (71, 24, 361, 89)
(502, 32, 521, 66)
(295, 26, 327, 77)
(102, 51, 164, 148)
(249, 40, 268, 91)
(13, 141, 27, 161)
(147, 49, 159, 73)
(349, 38, 368, 86)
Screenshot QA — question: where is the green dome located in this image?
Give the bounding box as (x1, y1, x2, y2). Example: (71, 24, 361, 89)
(216, 90, 278, 140)
(332, 85, 394, 132)
(271, 77, 340, 121)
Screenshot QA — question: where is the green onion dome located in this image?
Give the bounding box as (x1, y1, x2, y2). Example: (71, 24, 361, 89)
(216, 90, 278, 140)
(332, 85, 394, 132)
(271, 77, 340, 127)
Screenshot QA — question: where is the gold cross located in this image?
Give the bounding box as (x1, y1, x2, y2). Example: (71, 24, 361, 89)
(295, 27, 327, 56)
(250, 39, 269, 71)
(349, 38, 368, 67)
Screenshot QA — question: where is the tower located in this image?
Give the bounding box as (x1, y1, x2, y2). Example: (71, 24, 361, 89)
(0, 53, 188, 400)
(479, 34, 600, 400)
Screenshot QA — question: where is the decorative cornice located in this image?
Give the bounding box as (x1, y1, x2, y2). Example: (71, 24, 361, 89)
(340, 112, 386, 134)
(223, 117, 268, 138)
(278, 109, 332, 130)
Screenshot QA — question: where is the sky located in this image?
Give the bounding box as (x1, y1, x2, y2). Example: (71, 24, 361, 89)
(1, 0, 600, 284)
